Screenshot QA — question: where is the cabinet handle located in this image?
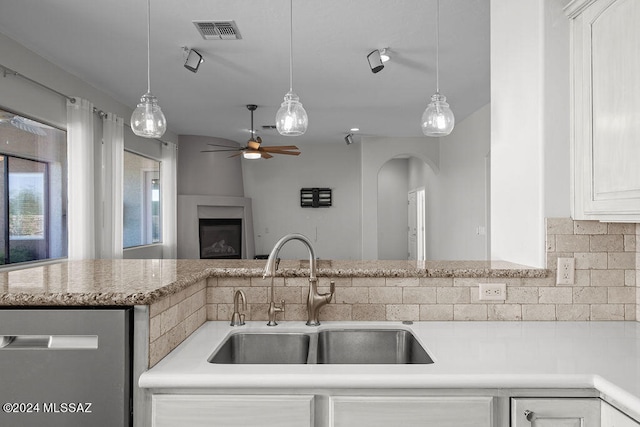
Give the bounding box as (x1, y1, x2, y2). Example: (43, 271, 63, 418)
(524, 410, 534, 422)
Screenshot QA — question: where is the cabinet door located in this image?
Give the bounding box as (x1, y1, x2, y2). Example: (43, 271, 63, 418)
(330, 396, 493, 427)
(511, 398, 600, 427)
(152, 394, 314, 427)
(601, 401, 640, 427)
(567, 0, 640, 220)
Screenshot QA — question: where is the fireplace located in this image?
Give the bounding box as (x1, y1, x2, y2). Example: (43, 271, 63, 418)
(198, 218, 242, 259)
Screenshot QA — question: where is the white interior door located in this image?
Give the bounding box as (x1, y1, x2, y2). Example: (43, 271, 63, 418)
(408, 191, 417, 260)
(416, 188, 426, 260)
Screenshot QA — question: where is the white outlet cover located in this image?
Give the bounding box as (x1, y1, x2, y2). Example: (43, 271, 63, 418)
(556, 257, 575, 285)
(479, 283, 506, 301)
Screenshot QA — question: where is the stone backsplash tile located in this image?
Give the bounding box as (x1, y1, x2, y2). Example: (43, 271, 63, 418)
(197, 218, 639, 330)
(149, 218, 640, 366)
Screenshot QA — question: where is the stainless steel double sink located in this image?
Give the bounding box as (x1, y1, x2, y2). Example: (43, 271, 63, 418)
(208, 329, 434, 364)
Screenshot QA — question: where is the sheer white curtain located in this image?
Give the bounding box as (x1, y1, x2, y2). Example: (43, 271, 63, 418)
(66, 98, 95, 260)
(101, 112, 124, 258)
(161, 141, 178, 258)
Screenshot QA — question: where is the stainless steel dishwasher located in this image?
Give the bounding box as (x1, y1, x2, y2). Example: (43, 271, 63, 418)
(0, 308, 132, 427)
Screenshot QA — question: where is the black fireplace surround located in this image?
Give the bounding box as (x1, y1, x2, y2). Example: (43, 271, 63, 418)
(198, 218, 242, 259)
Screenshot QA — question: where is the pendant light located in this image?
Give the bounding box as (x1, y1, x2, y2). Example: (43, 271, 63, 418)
(275, 0, 308, 136)
(421, 0, 454, 137)
(131, 0, 167, 138)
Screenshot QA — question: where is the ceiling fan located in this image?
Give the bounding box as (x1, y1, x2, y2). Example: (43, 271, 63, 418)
(0, 111, 47, 136)
(202, 104, 301, 159)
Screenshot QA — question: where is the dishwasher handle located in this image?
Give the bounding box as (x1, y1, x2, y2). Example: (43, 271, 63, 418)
(0, 335, 98, 350)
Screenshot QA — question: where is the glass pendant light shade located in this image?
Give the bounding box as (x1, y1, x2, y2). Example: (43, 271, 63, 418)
(131, 0, 166, 139)
(131, 92, 167, 138)
(421, 93, 455, 137)
(275, 91, 308, 136)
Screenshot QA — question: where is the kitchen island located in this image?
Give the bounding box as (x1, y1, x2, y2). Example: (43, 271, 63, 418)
(141, 320, 640, 426)
(1, 259, 638, 426)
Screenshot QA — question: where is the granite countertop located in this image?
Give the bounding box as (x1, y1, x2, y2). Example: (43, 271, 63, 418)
(140, 321, 640, 420)
(0, 259, 547, 306)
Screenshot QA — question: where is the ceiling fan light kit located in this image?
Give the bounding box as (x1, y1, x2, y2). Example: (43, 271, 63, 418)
(202, 104, 301, 160)
(242, 152, 262, 160)
(421, 0, 455, 137)
(131, 0, 167, 138)
(276, 0, 308, 136)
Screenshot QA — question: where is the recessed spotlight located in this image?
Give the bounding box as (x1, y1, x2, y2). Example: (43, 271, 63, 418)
(379, 48, 390, 62)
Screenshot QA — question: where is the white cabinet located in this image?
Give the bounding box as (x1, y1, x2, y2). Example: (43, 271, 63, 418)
(601, 401, 640, 427)
(511, 398, 600, 427)
(566, 0, 640, 221)
(152, 394, 314, 427)
(330, 396, 493, 427)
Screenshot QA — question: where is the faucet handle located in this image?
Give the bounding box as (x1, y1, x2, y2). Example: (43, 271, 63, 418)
(329, 280, 336, 294)
(277, 299, 285, 312)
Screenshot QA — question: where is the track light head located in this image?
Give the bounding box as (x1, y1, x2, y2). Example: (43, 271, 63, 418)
(184, 49, 204, 73)
(367, 49, 384, 73)
(344, 133, 354, 145)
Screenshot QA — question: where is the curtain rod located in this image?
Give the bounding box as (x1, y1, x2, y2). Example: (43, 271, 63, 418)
(0, 62, 170, 146)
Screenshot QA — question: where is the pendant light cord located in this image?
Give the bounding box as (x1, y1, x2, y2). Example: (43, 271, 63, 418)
(435, 0, 440, 94)
(289, 0, 293, 92)
(146, 0, 151, 94)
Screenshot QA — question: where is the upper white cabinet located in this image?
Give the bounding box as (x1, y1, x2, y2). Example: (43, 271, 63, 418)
(566, 0, 640, 221)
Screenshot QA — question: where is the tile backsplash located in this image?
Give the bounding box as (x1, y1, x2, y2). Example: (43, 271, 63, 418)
(204, 218, 637, 323)
(148, 217, 639, 367)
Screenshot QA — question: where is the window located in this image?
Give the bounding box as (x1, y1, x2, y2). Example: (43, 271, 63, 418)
(123, 150, 161, 248)
(0, 108, 67, 265)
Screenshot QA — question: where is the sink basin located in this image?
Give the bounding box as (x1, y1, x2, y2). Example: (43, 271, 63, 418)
(208, 328, 433, 364)
(316, 329, 433, 364)
(208, 332, 310, 364)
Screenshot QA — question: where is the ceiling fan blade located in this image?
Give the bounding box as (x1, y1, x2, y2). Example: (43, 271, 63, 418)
(260, 145, 299, 152)
(201, 148, 242, 153)
(207, 143, 240, 148)
(270, 151, 301, 156)
(228, 152, 242, 158)
(261, 152, 273, 159)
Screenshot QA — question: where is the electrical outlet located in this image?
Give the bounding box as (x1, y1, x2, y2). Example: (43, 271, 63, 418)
(556, 257, 575, 285)
(479, 283, 506, 301)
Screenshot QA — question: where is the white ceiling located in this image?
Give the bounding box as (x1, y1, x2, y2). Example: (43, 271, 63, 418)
(0, 0, 489, 146)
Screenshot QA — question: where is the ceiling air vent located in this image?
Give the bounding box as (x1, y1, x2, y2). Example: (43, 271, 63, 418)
(193, 21, 242, 40)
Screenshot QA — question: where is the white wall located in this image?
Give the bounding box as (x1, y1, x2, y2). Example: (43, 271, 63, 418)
(490, 0, 570, 267)
(243, 142, 361, 259)
(177, 135, 245, 197)
(438, 103, 491, 260)
(377, 159, 410, 260)
(362, 105, 489, 261)
(361, 137, 440, 259)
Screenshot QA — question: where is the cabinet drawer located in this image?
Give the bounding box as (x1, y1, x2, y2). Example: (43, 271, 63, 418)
(152, 394, 314, 427)
(511, 398, 600, 427)
(330, 396, 493, 427)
